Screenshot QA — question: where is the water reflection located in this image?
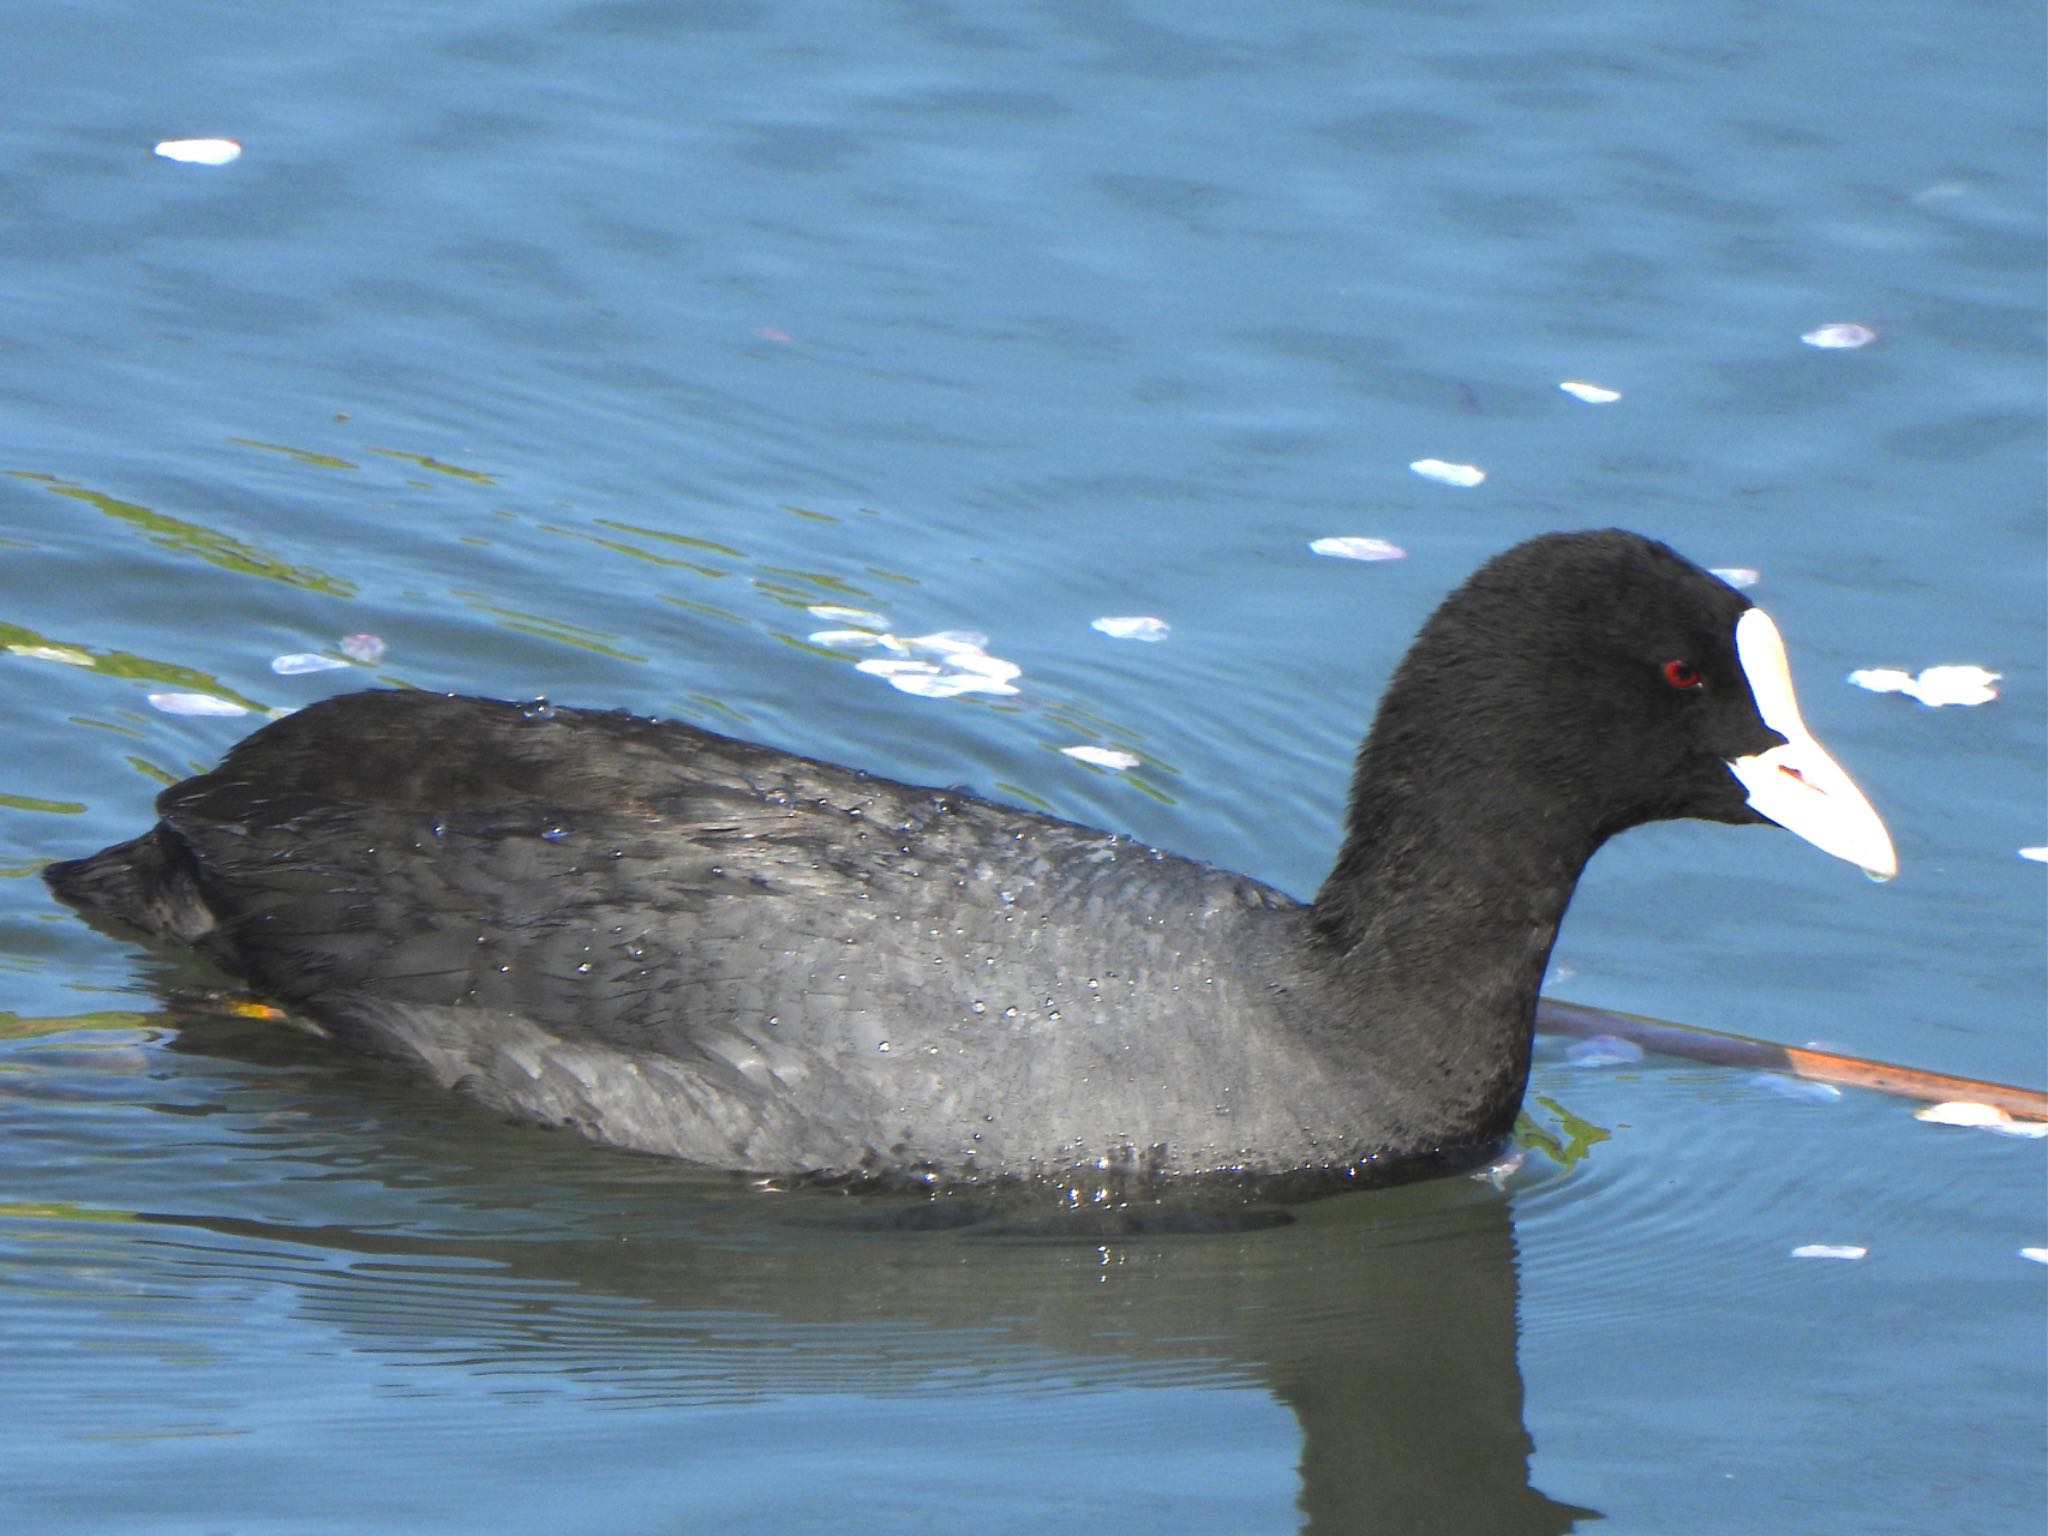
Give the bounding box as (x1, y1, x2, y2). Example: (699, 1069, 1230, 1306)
(123, 1015, 1598, 1533)
(9, 471, 356, 595)
(0, 618, 276, 715)
(22, 444, 1196, 814)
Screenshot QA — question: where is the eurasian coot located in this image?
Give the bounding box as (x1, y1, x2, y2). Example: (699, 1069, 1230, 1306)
(45, 530, 1893, 1188)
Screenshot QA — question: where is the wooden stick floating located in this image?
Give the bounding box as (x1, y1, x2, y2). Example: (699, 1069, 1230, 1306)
(1537, 997, 2048, 1121)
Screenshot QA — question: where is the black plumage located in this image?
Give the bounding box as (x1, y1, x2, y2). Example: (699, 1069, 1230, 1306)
(46, 529, 1885, 1190)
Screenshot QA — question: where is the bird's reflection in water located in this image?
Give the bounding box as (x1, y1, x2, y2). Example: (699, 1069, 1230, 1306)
(152, 1014, 1599, 1535)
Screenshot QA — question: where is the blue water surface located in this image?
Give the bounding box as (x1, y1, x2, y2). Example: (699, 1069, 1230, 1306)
(2, 2, 2042, 1532)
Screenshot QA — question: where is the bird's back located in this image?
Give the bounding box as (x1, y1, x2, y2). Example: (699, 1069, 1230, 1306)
(53, 691, 1334, 1180)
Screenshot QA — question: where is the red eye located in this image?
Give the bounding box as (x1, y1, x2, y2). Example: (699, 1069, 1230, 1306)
(1662, 659, 1703, 691)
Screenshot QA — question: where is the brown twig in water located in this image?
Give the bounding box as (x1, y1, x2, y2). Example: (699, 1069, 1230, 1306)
(1537, 997, 2048, 1121)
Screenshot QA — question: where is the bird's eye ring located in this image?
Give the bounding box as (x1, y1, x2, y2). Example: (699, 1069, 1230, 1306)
(1662, 659, 1703, 691)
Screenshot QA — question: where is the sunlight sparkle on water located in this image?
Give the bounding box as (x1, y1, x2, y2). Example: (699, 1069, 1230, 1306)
(147, 692, 248, 717)
(842, 629, 1022, 698)
(808, 604, 888, 628)
(1800, 322, 1878, 349)
(7, 643, 93, 667)
(1409, 458, 1486, 488)
(1914, 1102, 2048, 1139)
(1060, 745, 1141, 770)
(153, 137, 242, 166)
(271, 652, 351, 675)
(1309, 536, 1405, 562)
(1091, 616, 1170, 642)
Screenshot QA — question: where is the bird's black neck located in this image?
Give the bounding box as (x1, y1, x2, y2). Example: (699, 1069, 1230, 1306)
(1301, 715, 1610, 1149)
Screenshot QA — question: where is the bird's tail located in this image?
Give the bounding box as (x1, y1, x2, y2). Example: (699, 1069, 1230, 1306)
(43, 826, 219, 944)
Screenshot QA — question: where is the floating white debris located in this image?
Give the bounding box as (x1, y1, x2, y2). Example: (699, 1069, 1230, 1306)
(1943, 1105, 2048, 1139)
(1566, 1035, 1645, 1068)
(270, 652, 350, 675)
(1710, 567, 1761, 590)
(1091, 616, 1170, 642)
(832, 625, 1021, 697)
(2022, 1247, 2048, 1265)
(855, 661, 951, 696)
(1309, 536, 1406, 562)
(908, 631, 1019, 681)
(808, 629, 890, 650)
(148, 692, 249, 717)
(1848, 668, 1914, 696)
(1061, 745, 1142, 771)
(807, 605, 887, 627)
(1847, 664, 2000, 708)
(949, 656, 1022, 686)
(856, 659, 1017, 699)
(153, 137, 242, 167)
(1915, 1100, 2006, 1127)
(339, 633, 387, 664)
(1750, 1072, 1843, 1103)
(1913, 665, 2003, 705)
(1800, 322, 1878, 350)
(1409, 458, 1487, 488)
(2020, 847, 2048, 864)
(7, 643, 94, 667)
(1558, 380, 1621, 404)
(1915, 1101, 2048, 1138)
(1791, 1244, 1867, 1261)
(906, 628, 983, 653)
(854, 632, 1021, 698)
